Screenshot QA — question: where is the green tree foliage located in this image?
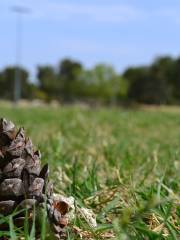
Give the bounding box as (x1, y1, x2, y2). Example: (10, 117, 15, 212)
(170, 58, 180, 102)
(37, 66, 57, 101)
(37, 59, 83, 101)
(150, 57, 174, 104)
(0, 66, 31, 100)
(0, 72, 4, 97)
(58, 59, 83, 101)
(78, 64, 125, 104)
(2, 56, 180, 105)
(123, 56, 176, 104)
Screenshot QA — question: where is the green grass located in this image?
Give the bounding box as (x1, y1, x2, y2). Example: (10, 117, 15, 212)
(0, 104, 179, 239)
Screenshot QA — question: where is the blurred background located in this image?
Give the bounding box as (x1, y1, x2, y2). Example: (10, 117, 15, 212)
(1, 0, 180, 106)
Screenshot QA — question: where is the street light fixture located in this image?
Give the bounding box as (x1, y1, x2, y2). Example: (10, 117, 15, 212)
(11, 6, 30, 103)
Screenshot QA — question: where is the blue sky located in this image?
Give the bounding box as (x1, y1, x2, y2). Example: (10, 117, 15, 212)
(1, 0, 180, 80)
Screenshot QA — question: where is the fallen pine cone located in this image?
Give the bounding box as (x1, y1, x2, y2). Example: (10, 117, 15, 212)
(0, 118, 70, 239)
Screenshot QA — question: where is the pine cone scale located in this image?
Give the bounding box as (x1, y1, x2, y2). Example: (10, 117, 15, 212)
(0, 200, 16, 215)
(3, 158, 25, 178)
(28, 178, 44, 197)
(0, 178, 24, 197)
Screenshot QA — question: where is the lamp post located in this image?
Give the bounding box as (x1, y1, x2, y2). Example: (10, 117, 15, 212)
(11, 6, 30, 103)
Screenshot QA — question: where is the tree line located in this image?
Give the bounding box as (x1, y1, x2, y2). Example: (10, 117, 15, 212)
(1, 56, 180, 105)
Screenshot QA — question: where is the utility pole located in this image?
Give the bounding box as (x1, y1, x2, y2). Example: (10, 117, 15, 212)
(11, 6, 29, 103)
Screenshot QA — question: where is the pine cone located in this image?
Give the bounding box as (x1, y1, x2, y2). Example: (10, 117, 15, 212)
(0, 118, 68, 239)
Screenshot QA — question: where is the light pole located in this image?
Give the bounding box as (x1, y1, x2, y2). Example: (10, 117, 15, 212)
(11, 6, 30, 103)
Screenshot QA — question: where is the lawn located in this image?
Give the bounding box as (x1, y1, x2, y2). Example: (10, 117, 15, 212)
(0, 104, 179, 239)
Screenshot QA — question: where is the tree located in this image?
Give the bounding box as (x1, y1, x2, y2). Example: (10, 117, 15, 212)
(170, 58, 180, 102)
(91, 64, 120, 103)
(37, 66, 57, 101)
(0, 72, 5, 97)
(58, 59, 83, 101)
(0, 66, 30, 100)
(149, 57, 174, 104)
(123, 57, 174, 105)
(77, 64, 125, 104)
(123, 67, 149, 103)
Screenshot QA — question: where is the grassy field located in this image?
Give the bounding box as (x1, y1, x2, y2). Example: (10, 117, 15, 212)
(0, 104, 179, 239)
